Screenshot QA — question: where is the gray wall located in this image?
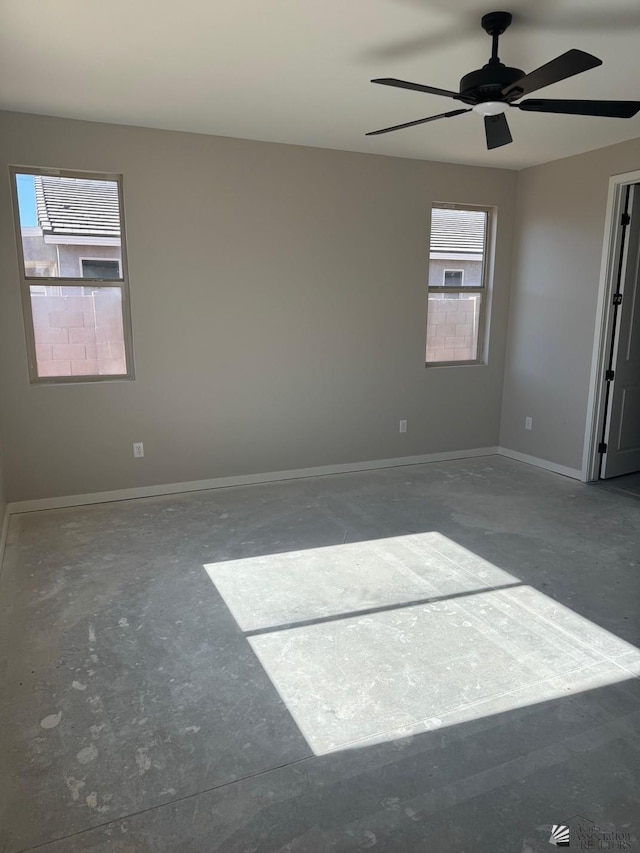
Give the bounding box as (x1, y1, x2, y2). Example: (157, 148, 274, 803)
(500, 136, 640, 471)
(0, 110, 516, 502)
(22, 233, 58, 275)
(0, 440, 5, 523)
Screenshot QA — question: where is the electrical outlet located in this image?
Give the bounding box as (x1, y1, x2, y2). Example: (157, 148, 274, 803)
(133, 442, 144, 458)
(399, 420, 407, 433)
(525, 417, 533, 431)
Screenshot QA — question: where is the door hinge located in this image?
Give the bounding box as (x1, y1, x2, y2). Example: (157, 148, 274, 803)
(621, 212, 631, 226)
(598, 442, 608, 454)
(613, 292, 623, 306)
(605, 368, 615, 381)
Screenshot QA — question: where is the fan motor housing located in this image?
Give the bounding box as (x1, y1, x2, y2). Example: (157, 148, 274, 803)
(459, 63, 525, 102)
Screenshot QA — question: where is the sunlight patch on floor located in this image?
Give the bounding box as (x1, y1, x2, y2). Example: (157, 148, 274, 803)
(204, 532, 638, 755)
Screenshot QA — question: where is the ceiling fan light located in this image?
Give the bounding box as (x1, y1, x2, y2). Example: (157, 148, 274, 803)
(473, 101, 509, 116)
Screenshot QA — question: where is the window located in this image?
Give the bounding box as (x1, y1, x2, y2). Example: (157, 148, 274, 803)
(81, 259, 121, 279)
(11, 167, 134, 383)
(426, 205, 490, 365)
(443, 269, 464, 287)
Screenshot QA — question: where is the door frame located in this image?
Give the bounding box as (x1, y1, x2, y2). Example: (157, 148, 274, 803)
(582, 168, 640, 482)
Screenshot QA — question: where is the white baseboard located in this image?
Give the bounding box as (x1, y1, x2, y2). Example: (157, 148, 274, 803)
(7, 446, 501, 515)
(497, 447, 583, 481)
(5, 446, 587, 517)
(0, 505, 9, 572)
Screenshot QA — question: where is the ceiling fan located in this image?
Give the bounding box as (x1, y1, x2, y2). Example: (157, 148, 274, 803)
(366, 10, 640, 149)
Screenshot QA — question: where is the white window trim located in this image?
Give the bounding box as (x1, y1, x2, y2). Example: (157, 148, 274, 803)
(9, 165, 135, 385)
(45, 235, 121, 246)
(426, 203, 493, 368)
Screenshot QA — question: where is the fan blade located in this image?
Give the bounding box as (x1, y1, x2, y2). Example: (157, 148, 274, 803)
(517, 99, 640, 118)
(366, 108, 471, 137)
(502, 49, 602, 98)
(371, 78, 462, 101)
(484, 113, 513, 150)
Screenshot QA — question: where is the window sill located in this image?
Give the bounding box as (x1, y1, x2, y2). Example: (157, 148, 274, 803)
(425, 360, 487, 368)
(30, 374, 135, 386)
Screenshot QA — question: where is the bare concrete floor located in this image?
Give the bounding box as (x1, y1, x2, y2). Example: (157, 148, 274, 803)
(596, 471, 640, 500)
(0, 455, 639, 852)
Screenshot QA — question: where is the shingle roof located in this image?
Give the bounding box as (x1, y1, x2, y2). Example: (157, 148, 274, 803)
(430, 208, 486, 254)
(34, 176, 121, 238)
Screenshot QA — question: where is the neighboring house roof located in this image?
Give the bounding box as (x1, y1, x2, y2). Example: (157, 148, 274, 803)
(430, 208, 486, 254)
(34, 175, 120, 237)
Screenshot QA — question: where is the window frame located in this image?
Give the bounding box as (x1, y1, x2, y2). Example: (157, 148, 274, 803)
(9, 165, 135, 385)
(426, 203, 492, 368)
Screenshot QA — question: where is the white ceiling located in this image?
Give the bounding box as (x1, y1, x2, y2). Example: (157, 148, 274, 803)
(2, 0, 640, 169)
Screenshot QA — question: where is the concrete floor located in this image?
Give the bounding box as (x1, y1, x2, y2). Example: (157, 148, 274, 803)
(596, 471, 640, 500)
(0, 455, 639, 852)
